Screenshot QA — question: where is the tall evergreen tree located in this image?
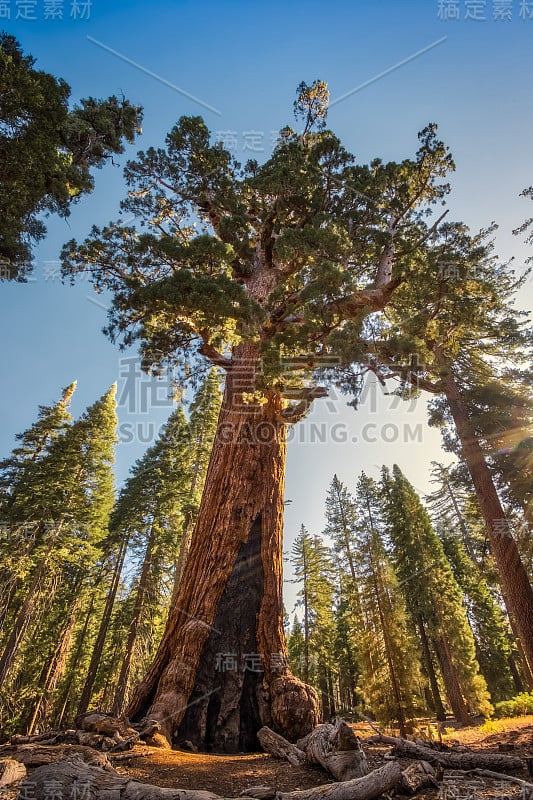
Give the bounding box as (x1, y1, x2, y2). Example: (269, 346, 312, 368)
(323, 476, 376, 717)
(78, 374, 220, 715)
(111, 406, 191, 714)
(353, 473, 426, 733)
(0, 382, 76, 626)
(62, 80, 456, 747)
(338, 222, 533, 678)
(437, 523, 514, 702)
(426, 462, 519, 699)
(0, 34, 142, 278)
(172, 369, 221, 590)
(291, 525, 336, 718)
(332, 595, 359, 712)
(381, 465, 493, 723)
(325, 474, 425, 729)
(77, 405, 191, 715)
(0, 385, 117, 727)
(287, 615, 306, 681)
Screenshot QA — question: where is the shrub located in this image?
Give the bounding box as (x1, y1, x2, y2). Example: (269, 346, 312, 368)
(493, 692, 533, 718)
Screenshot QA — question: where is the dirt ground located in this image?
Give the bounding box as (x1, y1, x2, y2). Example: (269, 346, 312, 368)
(107, 717, 533, 797)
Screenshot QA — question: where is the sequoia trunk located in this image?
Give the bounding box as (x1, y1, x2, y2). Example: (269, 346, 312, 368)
(127, 343, 320, 750)
(441, 365, 533, 678)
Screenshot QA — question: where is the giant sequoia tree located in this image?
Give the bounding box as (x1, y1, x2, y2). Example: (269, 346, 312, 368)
(61, 82, 455, 750)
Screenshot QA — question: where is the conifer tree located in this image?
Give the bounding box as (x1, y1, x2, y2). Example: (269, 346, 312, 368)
(426, 462, 520, 698)
(287, 615, 305, 681)
(0, 34, 142, 278)
(381, 465, 493, 723)
(291, 525, 334, 692)
(0, 386, 117, 698)
(325, 473, 425, 729)
(339, 223, 533, 677)
(62, 80, 455, 747)
(0, 382, 76, 627)
(437, 523, 514, 701)
(112, 406, 191, 714)
(353, 472, 426, 732)
(291, 525, 336, 717)
(77, 405, 191, 715)
(78, 374, 220, 715)
(332, 596, 359, 712)
(323, 476, 376, 717)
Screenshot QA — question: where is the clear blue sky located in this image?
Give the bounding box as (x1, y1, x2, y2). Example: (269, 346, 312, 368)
(1, 0, 532, 611)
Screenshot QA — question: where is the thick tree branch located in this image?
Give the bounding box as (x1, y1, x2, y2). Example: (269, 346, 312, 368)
(277, 386, 329, 424)
(198, 341, 232, 368)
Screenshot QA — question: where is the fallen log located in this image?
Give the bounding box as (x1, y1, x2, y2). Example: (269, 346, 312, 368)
(11, 731, 65, 745)
(247, 761, 403, 800)
(0, 758, 26, 786)
(19, 757, 224, 800)
(257, 727, 306, 766)
(0, 743, 112, 770)
(75, 712, 139, 741)
(366, 734, 523, 771)
(22, 757, 403, 800)
(75, 731, 119, 751)
(239, 789, 277, 800)
(259, 720, 367, 782)
(303, 719, 368, 781)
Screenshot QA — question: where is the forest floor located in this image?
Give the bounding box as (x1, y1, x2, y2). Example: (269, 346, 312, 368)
(107, 716, 533, 797)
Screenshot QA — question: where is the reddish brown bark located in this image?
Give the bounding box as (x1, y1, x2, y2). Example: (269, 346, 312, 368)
(127, 342, 320, 750)
(434, 635, 472, 726)
(416, 615, 446, 722)
(441, 364, 533, 679)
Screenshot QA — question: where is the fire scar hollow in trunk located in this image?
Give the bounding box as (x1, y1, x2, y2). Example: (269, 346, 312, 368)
(127, 344, 320, 751)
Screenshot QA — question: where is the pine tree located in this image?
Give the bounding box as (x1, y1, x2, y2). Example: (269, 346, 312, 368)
(426, 462, 519, 699)
(0, 385, 117, 710)
(324, 476, 375, 717)
(0, 382, 76, 627)
(62, 81, 456, 747)
(0, 34, 142, 278)
(341, 222, 533, 679)
(287, 615, 306, 681)
(77, 405, 191, 715)
(381, 465, 493, 723)
(354, 473, 426, 732)
(437, 523, 514, 702)
(78, 374, 220, 717)
(112, 406, 191, 714)
(332, 596, 359, 712)
(325, 474, 425, 729)
(291, 526, 336, 717)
